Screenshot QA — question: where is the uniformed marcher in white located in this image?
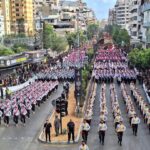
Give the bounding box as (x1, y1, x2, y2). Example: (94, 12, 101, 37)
(79, 141, 89, 150)
(116, 121, 126, 146)
(98, 120, 107, 145)
(131, 114, 140, 136)
(81, 120, 90, 143)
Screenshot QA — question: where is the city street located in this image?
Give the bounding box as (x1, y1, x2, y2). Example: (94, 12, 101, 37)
(87, 82, 150, 150)
(0, 0, 150, 150)
(0, 81, 150, 150)
(0, 85, 64, 150)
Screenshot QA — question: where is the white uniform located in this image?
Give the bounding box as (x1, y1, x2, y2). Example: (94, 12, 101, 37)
(98, 123, 107, 131)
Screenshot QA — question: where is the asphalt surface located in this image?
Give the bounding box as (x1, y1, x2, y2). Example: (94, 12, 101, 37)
(0, 84, 64, 150)
(0, 82, 150, 150)
(85, 82, 150, 150)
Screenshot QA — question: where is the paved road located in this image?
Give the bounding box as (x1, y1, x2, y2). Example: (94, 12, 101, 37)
(0, 81, 150, 150)
(85, 82, 150, 150)
(0, 84, 63, 150)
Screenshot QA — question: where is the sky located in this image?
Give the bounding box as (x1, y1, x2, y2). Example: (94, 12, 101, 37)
(83, 0, 116, 20)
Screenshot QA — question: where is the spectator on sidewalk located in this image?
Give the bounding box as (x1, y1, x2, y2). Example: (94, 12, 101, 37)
(67, 119, 75, 143)
(43, 120, 52, 142)
(54, 115, 60, 136)
(79, 141, 89, 150)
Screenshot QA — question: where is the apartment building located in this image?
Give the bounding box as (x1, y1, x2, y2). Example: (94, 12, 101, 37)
(140, 0, 150, 48)
(115, 0, 130, 31)
(0, 15, 5, 37)
(0, 0, 11, 35)
(10, 0, 34, 36)
(108, 8, 116, 25)
(129, 0, 142, 46)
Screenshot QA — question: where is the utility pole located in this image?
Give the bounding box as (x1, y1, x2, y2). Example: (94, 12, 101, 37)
(75, 0, 82, 115)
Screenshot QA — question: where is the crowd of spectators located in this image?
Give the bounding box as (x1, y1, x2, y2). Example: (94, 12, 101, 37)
(0, 63, 47, 87)
(142, 69, 150, 97)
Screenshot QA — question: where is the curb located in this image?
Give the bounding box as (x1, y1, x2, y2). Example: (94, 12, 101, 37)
(38, 84, 83, 144)
(38, 116, 83, 144)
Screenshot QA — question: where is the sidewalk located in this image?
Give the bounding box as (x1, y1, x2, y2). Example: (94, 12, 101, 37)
(38, 85, 83, 144)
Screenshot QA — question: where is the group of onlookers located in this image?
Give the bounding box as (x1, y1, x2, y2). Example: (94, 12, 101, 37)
(142, 69, 150, 97)
(0, 63, 47, 87)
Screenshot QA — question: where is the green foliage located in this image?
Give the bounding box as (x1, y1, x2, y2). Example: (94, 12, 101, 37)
(105, 25, 130, 46)
(12, 43, 28, 53)
(43, 23, 68, 52)
(66, 32, 77, 48)
(87, 23, 99, 40)
(43, 23, 56, 49)
(0, 45, 15, 56)
(51, 36, 68, 52)
(128, 48, 150, 69)
(66, 31, 87, 48)
(87, 48, 94, 62)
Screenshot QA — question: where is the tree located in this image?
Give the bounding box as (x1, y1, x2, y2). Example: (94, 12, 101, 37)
(66, 31, 87, 49)
(104, 25, 130, 46)
(12, 43, 28, 53)
(43, 23, 68, 52)
(51, 36, 68, 52)
(87, 23, 99, 40)
(128, 48, 150, 69)
(43, 23, 56, 49)
(66, 32, 77, 49)
(0, 45, 15, 56)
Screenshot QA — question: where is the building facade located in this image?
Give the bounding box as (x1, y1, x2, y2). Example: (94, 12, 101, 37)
(140, 0, 150, 48)
(34, 0, 96, 35)
(115, 0, 130, 31)
(129, 0, 142, 46)
(108, 8, 116, 25)
(0, 15, 5, 37)
(10, 0, 34, 36)
(0, 0, 11, 35)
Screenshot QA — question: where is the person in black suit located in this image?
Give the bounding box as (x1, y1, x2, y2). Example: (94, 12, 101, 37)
(43, 120, 52, 142)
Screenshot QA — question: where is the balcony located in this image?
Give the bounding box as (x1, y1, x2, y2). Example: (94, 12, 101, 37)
(130, 5, 138, 12)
